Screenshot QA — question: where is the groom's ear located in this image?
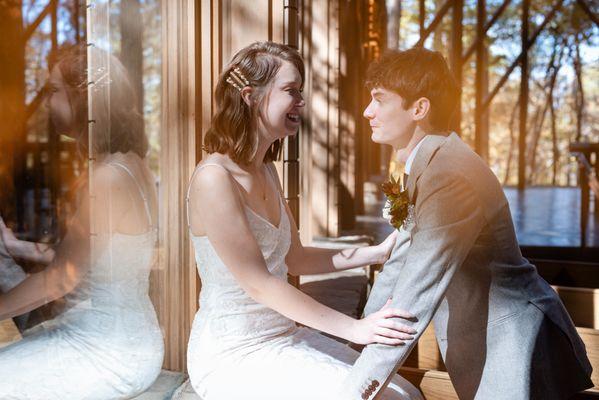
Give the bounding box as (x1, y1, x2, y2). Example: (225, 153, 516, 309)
(240, 86, 253, 107)
(412, 97, 431, 121)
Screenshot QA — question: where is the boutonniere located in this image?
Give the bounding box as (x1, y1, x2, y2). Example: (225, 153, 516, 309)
(381, 176, 413, 230)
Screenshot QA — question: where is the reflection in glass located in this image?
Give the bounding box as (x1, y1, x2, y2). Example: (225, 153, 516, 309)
(0, 44, 164, 399)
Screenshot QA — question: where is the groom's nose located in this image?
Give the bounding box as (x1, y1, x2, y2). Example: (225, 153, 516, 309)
(363, 101, 374, 119)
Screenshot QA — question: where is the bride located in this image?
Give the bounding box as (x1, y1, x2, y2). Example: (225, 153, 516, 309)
(186, 41, 423, 400)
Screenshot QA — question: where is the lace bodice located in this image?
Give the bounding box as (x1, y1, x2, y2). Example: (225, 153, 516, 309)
(190, 195, 296, 343)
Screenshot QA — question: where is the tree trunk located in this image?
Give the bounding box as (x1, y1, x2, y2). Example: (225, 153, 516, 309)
(528, 38, 563, 183)
(386, 0, 402, 49)
(504, 99, 519, 185)
(573, 33, 584, 142)
(433, 0, 444, 51)
(550, 89, 558, 186)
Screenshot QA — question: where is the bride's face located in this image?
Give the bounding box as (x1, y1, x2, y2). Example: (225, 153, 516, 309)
(259, 61, 304, 140)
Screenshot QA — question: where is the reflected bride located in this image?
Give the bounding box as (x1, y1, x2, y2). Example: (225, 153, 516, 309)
(0, 45, 164, 400)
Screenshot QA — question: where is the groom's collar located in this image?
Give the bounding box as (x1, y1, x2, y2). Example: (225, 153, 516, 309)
(405, 133, 454, 200)
(404, 137, 427, 175)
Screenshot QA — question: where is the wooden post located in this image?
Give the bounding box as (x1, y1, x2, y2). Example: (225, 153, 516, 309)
(450, 0, 463, 133)
(283, 0, 301, 287)
(518, 0, 529, 190)
(0, 2, 25, 222)
(156, 0, 199, 371)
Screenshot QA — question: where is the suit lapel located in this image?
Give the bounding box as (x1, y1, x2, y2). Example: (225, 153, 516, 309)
(406, 134, 450, 201)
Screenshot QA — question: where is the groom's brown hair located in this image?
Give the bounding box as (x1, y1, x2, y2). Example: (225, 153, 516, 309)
(366, 47, 460, 132)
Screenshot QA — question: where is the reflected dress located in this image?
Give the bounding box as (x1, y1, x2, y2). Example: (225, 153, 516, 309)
(0, 162, 164, 400)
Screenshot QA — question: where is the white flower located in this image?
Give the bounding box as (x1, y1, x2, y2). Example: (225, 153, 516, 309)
(382, 199, 392, 223)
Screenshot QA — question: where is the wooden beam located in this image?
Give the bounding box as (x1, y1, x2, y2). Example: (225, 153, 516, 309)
(481, 0, 564, 112)
(415, 0, 452, 48)
(284, 0, 300, 287)
(462, 0, 512, 63)
(157, 0, 199, 372)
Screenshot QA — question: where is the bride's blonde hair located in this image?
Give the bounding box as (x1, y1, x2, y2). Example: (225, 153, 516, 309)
(204, 41, 304, 164)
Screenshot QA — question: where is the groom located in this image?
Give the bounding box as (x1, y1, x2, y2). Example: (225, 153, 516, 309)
(342, 48, 593, 399)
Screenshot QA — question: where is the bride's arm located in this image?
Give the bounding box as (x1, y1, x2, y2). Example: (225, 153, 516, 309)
(189, 165, 414, 345)
(284, 207, 397, 276)
(0, 220, 55, 265)
(264, 163, 396, 276)
(0, 166, 127, 320)
(0, 195, 91, 320)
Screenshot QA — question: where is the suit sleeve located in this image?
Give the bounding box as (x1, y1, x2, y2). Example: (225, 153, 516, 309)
(341, 171, 486, 400)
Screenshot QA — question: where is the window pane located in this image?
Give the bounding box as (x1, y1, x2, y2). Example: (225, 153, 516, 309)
(0, 1, 165, 397)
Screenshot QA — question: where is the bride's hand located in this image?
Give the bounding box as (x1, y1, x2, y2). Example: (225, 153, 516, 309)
(351, 298, 417, 345)
(0, 217, 22, 257)
(375, 230, 399, 264)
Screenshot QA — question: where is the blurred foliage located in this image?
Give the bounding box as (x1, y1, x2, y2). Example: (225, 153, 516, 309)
(387, 0, 598, 186)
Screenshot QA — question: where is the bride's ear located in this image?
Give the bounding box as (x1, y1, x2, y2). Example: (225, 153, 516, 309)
(241, 87, 253, 107)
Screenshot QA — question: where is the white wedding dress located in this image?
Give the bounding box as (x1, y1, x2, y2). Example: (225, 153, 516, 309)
(0, 162, 164, 400)
(186, 164, 422, 400)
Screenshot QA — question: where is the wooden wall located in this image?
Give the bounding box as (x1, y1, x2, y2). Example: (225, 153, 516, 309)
(300, 0, 341, 240)
(299, 0, 385, 241)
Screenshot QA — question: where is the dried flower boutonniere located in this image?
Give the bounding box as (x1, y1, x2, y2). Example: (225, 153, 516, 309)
(381, 176, 413, 230)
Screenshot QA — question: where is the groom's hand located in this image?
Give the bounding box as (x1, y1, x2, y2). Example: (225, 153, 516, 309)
(350, 298, 417, 346)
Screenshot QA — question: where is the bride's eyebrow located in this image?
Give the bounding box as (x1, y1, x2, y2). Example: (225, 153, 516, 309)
(280, 80, 301, 86)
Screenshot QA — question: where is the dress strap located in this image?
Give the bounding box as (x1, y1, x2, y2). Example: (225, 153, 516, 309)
(108, 162, 153, 227)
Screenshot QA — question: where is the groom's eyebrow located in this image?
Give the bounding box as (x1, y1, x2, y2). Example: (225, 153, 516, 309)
(371, 90, 385, 100)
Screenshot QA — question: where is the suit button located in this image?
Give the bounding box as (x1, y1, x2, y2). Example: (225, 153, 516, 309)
(361, 393, 369, 399)
(372, 380, 380, 387)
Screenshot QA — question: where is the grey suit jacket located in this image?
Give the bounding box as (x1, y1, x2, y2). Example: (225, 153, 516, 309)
(342, 134, 593, 400)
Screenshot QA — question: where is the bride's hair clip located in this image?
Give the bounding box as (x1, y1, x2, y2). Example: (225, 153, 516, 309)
(226, 66, 250, 92)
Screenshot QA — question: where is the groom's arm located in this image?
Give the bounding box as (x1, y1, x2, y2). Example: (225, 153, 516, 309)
(341, 170, 486, 400)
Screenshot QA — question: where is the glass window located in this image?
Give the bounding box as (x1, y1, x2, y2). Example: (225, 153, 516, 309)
(0, 1, 166, 397)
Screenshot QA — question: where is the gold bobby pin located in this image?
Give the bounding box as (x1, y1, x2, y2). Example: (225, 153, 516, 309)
(227, 67, 250, 92)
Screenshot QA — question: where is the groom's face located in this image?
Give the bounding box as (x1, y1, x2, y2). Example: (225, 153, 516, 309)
(364, 87, 416, 149)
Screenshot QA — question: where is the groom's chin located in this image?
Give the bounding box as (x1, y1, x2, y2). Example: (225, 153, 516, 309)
(370, 131, 386, 145)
